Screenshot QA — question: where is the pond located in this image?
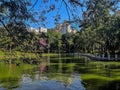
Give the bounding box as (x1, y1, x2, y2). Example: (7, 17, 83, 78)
(0, 54, 120, 90)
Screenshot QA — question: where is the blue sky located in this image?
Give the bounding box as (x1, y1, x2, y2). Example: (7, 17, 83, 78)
(29, 0, 83, 30)
(29, 0, 120, 30)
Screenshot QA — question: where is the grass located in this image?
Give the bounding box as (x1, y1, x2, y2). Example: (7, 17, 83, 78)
(89, 61, 120, 65)
(0, 51, 4, 59)
(81, 74, 111, 81)
(0, 50, 60, 60)
(81, 72, 120, 81)
(42, 53, 59, 56)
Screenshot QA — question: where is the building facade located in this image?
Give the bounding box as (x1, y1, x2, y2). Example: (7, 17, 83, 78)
(27, 27, 47, 34)
(55, 21, 77, 34)
(39, 27, 47, 33)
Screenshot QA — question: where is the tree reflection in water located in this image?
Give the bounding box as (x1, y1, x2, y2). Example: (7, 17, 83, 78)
(19, 73, 85, 90)
(1, 55, 120, 90)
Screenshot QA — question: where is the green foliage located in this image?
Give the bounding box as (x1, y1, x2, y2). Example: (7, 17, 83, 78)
(0, 0, 120, 54)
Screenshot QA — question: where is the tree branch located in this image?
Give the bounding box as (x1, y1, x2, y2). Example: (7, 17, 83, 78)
(70, 0, 83, 7)
(62, 0, 71, 21)
(29, 0, 38, 11)
(0, 19, 11, 35)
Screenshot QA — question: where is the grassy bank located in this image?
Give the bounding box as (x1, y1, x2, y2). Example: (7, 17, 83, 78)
(42, 53, 59, 56)
(0, 51, 36, 60)
(0, 50, 59, 60)
(0, 51, 4, 60)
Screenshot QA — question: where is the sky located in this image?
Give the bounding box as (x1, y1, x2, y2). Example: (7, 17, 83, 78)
(29, 0, 120, 30)
(29, 0, 83, 30)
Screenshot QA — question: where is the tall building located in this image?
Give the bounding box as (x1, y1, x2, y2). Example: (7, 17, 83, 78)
(54, 21, 77, 34)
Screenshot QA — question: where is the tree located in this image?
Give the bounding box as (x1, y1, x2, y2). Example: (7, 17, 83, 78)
(62, 33, 74, 53)
(47, 30, 62, 53)
(0, 0, 31, 34)
(0, 0, 32, 54)
(1, 0, 120, 55)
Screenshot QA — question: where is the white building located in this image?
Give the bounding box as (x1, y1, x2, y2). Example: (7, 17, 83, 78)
(55, 21, 77, 34)
(72, 28, 77, 34)
(39, 27, 47, 33)
(27, 27, 47, 34)
(61, 21, 72, 34)
(27, 27, 39, 34)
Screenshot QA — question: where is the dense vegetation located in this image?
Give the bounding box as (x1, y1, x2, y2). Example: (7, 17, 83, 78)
(0, 0, 120, 55)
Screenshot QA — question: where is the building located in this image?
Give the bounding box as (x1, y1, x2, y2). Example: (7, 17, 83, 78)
(39, 27, 47, 33)
(115, 10, 120, 16)
(71, 28, 77, 34)
(27, 27, 39, 34)
(55, 21, 77, 34)
(27, 27, 47, 34)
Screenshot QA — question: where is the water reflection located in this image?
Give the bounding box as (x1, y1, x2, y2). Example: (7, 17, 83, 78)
(19, 73, 85, 90)
(0, 55, 120, 90)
